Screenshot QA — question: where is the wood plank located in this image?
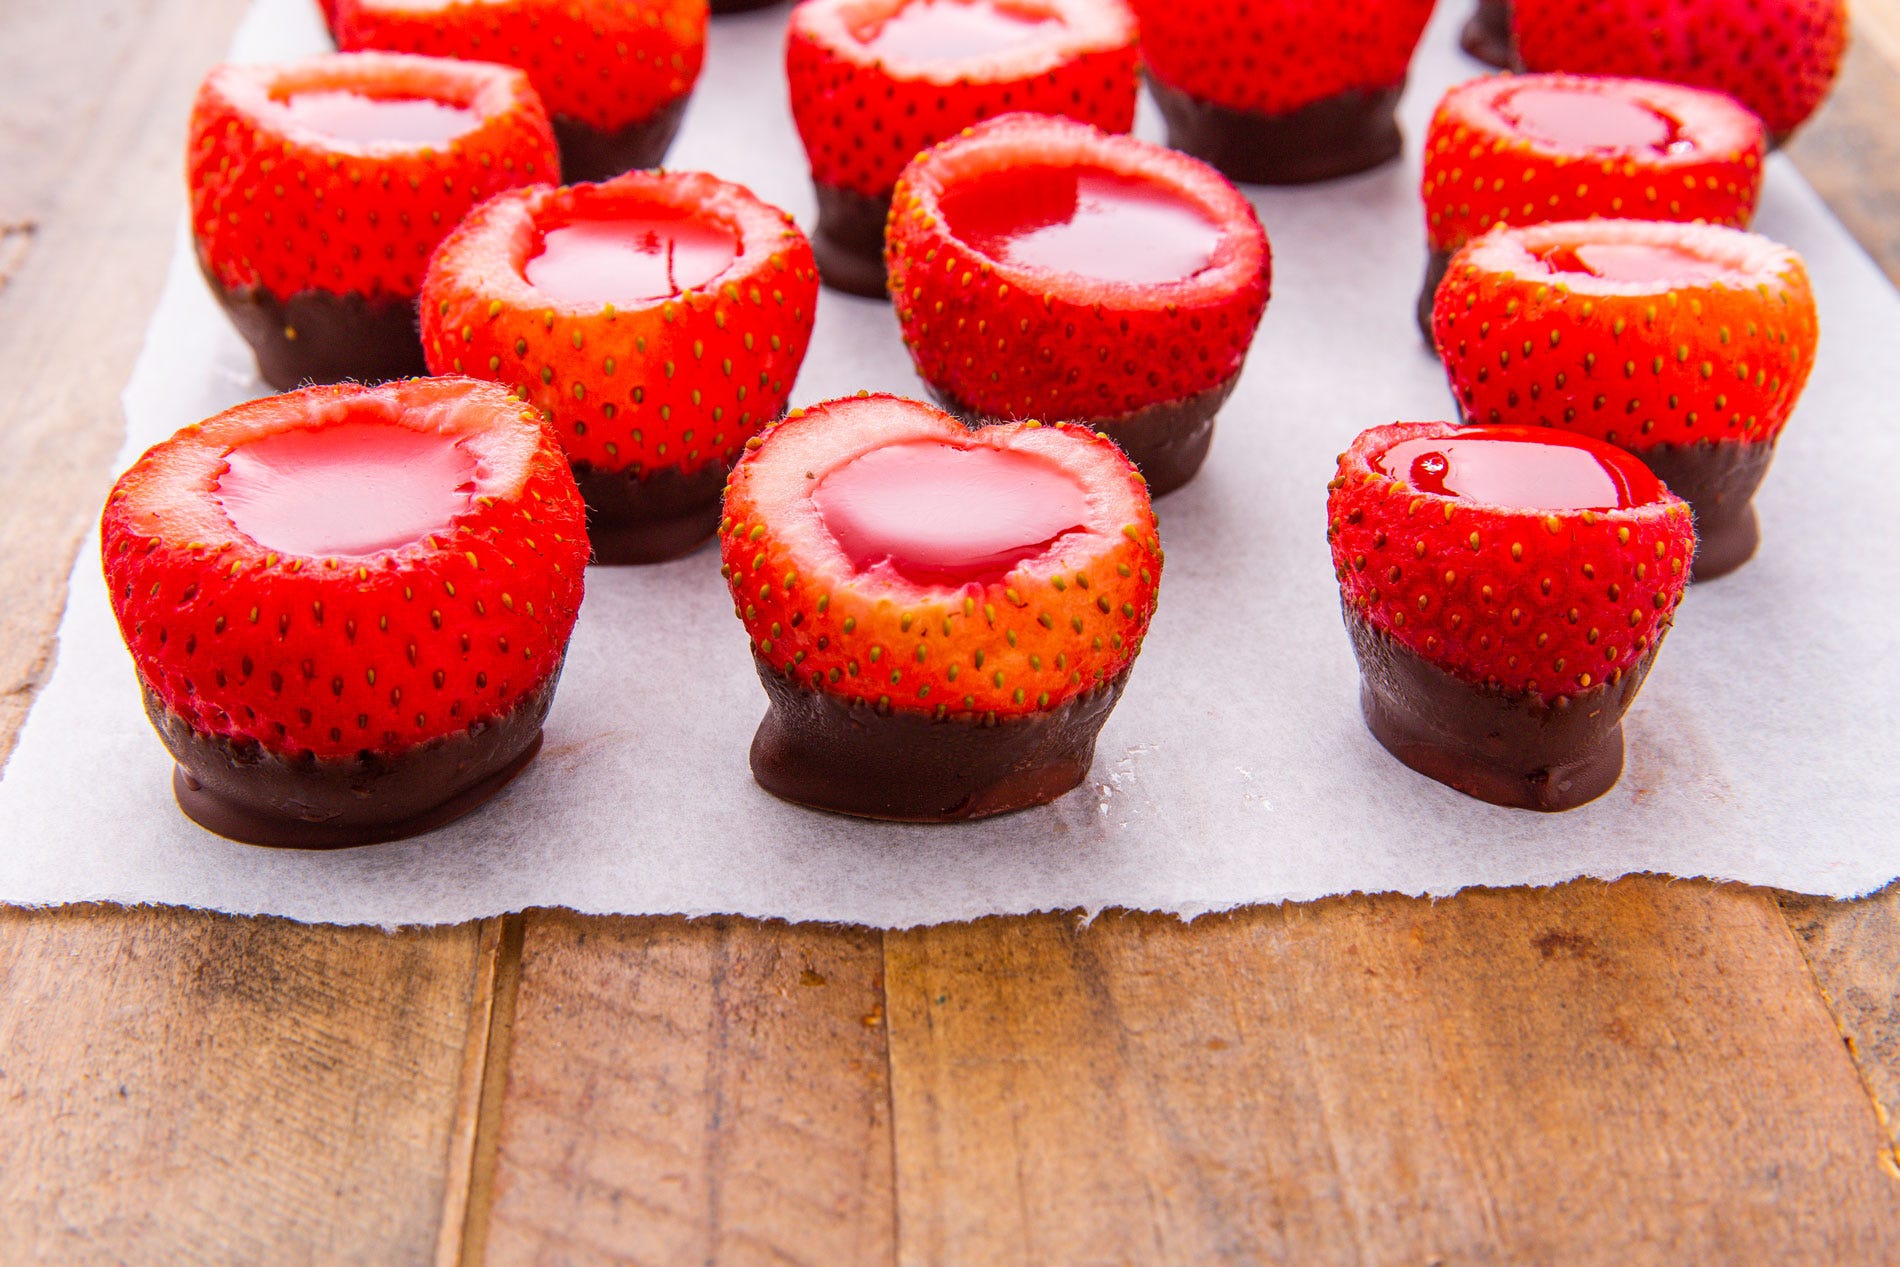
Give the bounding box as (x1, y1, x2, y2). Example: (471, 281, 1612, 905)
(479, 912, 895, 1267)
(884, 881, 1900, 1264)
(0, 905, 493, 1264)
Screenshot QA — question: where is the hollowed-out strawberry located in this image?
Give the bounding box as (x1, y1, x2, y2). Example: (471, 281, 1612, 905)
(1433, 218, 1817, 578)
(720, 393, 1161, 819)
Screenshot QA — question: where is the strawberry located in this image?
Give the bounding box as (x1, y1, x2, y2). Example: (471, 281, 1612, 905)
(1129, 0, 1437, 182)
(886, 112, 1270, 495)
(187, 52, 558, 388)
(786, 0, 1138, 295)
(1418, 72, 1764, 339)
(1327, 420, 1695, 809)
(721, 394, 1162, 818)
(101, 378, 589, 843)
(420, 169, 819, 563)
(1433, 219, 1817, 577)
(333, 0, 709, 180)
(1511, 0, 1847, 140)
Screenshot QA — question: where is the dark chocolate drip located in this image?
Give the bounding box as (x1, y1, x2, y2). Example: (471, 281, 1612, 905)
(200, 256, 427, 392)
(1636, 440, 1776, 581)
(749, 660, 1130, 821)
(809, 182, 892, 298)
(1146, 77, 1407, 185)
(1417, 247, 1453, 348)
(1460, 0, 1515, 68)
(570, 459, 732, 565)
(550, 95, 691, 183)
(144, 668, 562, 849)
(1345, 610, 1659, 812)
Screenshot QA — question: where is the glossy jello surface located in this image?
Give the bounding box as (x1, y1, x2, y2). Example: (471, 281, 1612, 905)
(1375, 429, 1662, 511)
(216, 421, 480, 556)
(813, 440, 1089, 583)
(525, 216, 739, 306)
(1537, 240, 1734, 285)
(856, 0, 1060, 62)
(938, 165, 1222, 285)
(1495, 86, 1688, 155)
(280, 90, 480, 147)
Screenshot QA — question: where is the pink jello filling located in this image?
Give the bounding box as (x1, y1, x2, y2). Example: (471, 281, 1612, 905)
(813, 440, 1089, 583)
(857, 0, 1060, 62)
(1538, 240, 1734, 285)
(1496, 86, 1688, 155)
(1375, 429, 1662, 512)
(939, 165, 1222, 285)
(525, 215, 738, 306)
(216, 421, 480, 556)
(281, 90, 479, 147)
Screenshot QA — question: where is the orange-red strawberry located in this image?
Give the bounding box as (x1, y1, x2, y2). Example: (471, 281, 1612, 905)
(1327, 421, 1695, 809)
(420, 169, 819, 562)
(1512, 0, 1847, 139)
(1433, 219, 1817, 576)
(786, 0, 1138, 295)
(886, 113, 1269, 494)
(187, 52, 558, 387)
(333, 0, 708, 180)
(102, 378, 588, 767)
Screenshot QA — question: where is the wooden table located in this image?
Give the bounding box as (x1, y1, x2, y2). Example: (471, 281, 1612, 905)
(3, 5, 1897, 1262)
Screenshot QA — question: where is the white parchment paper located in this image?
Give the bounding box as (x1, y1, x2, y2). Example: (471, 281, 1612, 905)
(2, 0, 1897, 926)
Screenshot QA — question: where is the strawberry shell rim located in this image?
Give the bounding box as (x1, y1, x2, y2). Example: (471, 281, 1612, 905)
(789, 0, 1136, 84)
(438, 169, 804, 318)
(894, 112, 1267, 305)
(731, 393, 1149, 601)
(1454, 218, 1805, 299)
(205, 51, 547, 159)
(1436, 72, 1764, 170)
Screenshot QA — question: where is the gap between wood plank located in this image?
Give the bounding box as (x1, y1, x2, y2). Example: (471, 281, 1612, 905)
(439, 912, 527, 1267)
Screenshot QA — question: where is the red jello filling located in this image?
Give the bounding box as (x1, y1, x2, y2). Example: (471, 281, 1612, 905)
(1537, 240, 1733, 285)
(280, 89, 480, 147)
(525, 215, 738, 306)
(216, 420, 480, 556)
(813, 440, 1089, 583)
(1375, 428, 1662, 511)
(1496, 86, 1688, 155)
(938, 164, 1221, 285)
(856, 0, 1060, 61)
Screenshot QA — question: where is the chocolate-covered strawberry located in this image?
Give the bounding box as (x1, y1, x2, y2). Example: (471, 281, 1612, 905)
(1434, 219, 1818, 579)
(101, 378, 589, 847)
(1418, 73, 1764, 341)
(1129, 0, 1437, 184)
(1512, 0, 1847, 141)
(786, 0, 1138, 297)
(334, 0, 707, 180)
(1459, 0, 1514, 68)
(721, 393, 1161, 820)
(887, 113, 1270, 496)
(421, 169, 819, 564)
(1328, 421, 1695, 811)
(188, 52, 558, 389)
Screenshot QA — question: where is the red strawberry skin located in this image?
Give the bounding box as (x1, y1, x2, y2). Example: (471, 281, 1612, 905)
(886, 113, 1270, 424)
(1433, 220, 1818, 449)
(102, 378, 589, 760)
(786, 0, 1138, 199)
(1328, 421, 1694, 702)
(334, 0, 708, 133)
(1131, 0, 1436, 117)
(1423, 74, 1764, 256)
(188, 53, 559, 302)
(1511, 0, 1847, 138)
(420, 171, 819, 480)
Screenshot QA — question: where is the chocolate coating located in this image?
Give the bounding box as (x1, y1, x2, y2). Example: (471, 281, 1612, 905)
(1147, 78, 1406, 185)
(1347, 611, 1658, 812)
(712, 0, 783, 10)
(1460, 0, 1515, 68)
(1417, 247, 1452, 347)
(572, 459, 730, 565)
(749, 661, 1130, 821)
(201, 257, 426, 391)
(1638, 440, 1776, 581)
(144, 671, 561, 849)
(551, 96, 691, 183)
(810, 182, 891, 298)
(929, 373, 1239, 498)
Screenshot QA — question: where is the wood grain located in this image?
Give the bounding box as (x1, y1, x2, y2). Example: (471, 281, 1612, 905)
(477, 912, 896, 1266)
(1784, 29, 1900, 286)
(885, 882, 1900, 1265)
